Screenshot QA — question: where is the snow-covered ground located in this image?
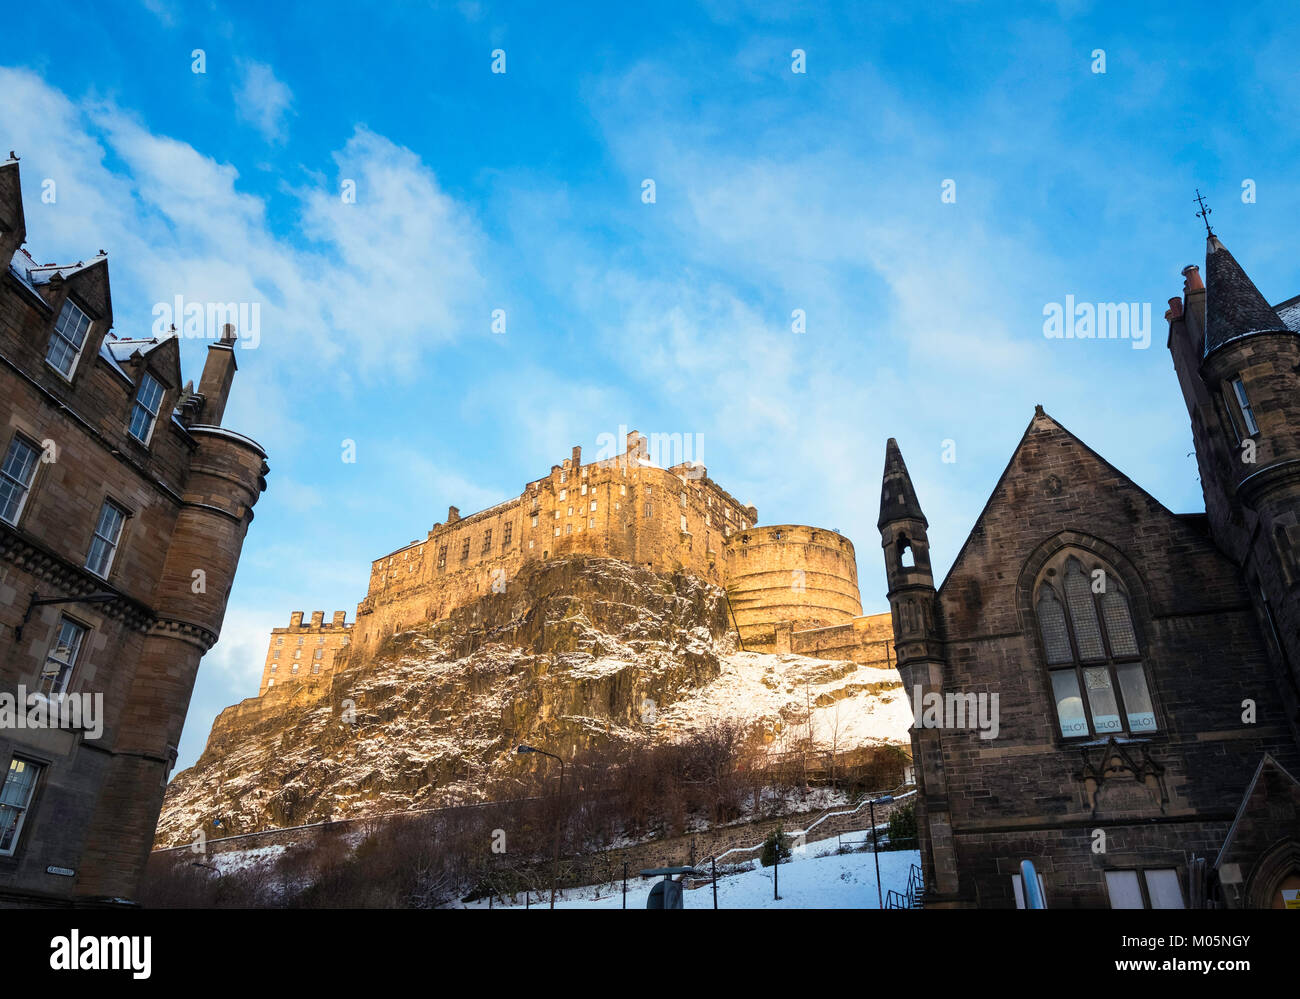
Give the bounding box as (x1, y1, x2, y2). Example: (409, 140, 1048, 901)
(464, 846, 922, 909)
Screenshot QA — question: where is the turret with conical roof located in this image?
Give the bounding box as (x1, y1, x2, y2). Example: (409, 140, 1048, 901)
(1167, 229, 1300, 737)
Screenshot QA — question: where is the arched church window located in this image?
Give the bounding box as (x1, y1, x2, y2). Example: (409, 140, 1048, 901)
(1035, 552, 1158, 739)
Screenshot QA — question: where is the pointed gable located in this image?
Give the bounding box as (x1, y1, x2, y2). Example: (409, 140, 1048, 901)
(937, 406, 1244, 639)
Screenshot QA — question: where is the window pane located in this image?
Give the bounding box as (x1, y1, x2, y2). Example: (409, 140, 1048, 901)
(1064, 559, 1106, 659)
(1101, 590, 1139, 656)
(0, 758, 41, 854)
(1145, 869, 1184, 909)
(1050, 670, 1089, 738)
(1105, 870, 1144, 909)
(1116, 663, 1158, 733)
(1037, 588, 1073, 664)
(0, 437, 39, 523)
(1083, 666, 1123, 735)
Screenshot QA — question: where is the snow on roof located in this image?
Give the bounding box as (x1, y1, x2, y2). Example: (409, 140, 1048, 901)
(1273, 295, 1300, 333)
(104, 336, 173, 362)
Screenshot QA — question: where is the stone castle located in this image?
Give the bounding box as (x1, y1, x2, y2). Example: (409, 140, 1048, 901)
(256, 429, 892, 698)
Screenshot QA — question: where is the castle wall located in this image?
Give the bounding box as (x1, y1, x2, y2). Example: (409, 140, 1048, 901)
(258, 610, 353, 696)
(726, 525, 863, 651)
(349, 435, 760, 658)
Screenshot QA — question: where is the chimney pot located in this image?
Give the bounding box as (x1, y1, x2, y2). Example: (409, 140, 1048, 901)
(1181, 264, 1204, 292)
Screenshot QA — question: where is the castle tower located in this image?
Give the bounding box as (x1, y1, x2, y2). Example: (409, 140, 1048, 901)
(878, 438, 958, 903)
(1168, 233, 1300, 736)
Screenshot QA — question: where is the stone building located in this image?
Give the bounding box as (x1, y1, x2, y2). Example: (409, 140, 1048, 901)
(0, 156, 267, 905)
(258, 611, 351, 695)
(883, 232, 1300, 909)
(345, 430, 891, 665)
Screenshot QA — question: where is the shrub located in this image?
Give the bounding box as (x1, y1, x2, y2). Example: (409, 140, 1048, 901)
(759, 825, 793, 867)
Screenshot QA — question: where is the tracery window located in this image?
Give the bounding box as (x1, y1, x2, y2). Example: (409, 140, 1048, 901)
(1035, 553, 1157, 739)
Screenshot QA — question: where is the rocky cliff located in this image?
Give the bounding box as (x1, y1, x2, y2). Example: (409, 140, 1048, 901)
(156, 556, 908, 847)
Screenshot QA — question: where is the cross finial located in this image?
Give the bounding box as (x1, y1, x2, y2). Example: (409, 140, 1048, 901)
(1194, 188, 1215, 236)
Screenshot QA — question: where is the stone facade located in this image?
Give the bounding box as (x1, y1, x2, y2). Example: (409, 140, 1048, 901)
(258, 611, 351, 696)
(274, 430, 889, 684)
(882, 234, 1300, 909)
(0, 156, 267, 906)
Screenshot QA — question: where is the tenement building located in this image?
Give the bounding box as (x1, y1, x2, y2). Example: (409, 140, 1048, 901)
(883, 232, 1300, 909)
(0, 156, 267, 905)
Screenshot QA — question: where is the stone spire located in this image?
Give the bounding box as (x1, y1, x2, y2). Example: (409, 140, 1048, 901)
(878, 437, 928, 530)
(1204, 235, 1290, 356)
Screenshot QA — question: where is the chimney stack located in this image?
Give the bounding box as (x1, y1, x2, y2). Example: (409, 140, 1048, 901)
(197, 324, 239, 426)
(310, 611, 324, 628)
(447, 505, 460, 523)
(290, 611, 304, 628)
(332, 611, 347, 627)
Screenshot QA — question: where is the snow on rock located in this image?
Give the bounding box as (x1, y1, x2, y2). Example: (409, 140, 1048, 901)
(155, 556, 907, 848)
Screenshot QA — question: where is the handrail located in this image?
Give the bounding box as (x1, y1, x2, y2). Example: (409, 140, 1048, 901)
(705, 784, 916, 865)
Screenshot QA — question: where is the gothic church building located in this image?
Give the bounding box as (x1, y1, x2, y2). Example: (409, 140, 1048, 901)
(881, 234, 1300, 909)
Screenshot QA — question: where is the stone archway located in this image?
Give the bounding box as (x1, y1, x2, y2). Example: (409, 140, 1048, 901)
(1245, 839, 1300, 909)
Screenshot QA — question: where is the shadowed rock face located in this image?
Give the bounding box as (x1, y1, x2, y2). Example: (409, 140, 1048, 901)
(156, 558, 729, 845)
(156, 556, 907, 848)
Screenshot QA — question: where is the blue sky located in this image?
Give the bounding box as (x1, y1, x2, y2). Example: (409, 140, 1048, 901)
(5, 1, 1299, 773)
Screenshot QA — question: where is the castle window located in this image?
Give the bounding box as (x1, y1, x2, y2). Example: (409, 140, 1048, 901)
(314, 648, 323, 659)
(46, 299, 91, 378)
(590, 500, 597, 512)
(644, 503, 652, 518)
(312, 660, 321, 674)
(276, 638, 282, 645)
(270, 663, 277, 671)
(1035, 553, 1157, 739)
(554, 510, 560, 520)
(294, 649, 301, 659)
(589, 518, 595, 528)
(85, 500, 127, 579)
(482, 530, 492, 554)
(298, 637, 304, 645)
(1229, 377, 1259, 436)
(40, 616, 87, 696)
(620, 485, 626, 496)
(531, 515, 538, 528)
(0, 435, 40, 526)
(580, 484, 587, 495)
(560, 489, 566, 500)
(567, 506, 573, 516)
(0, 758, 43, 856)
(774, 530, 783, 541)
(291, 662, 299, 673)
(267, 678, 274, 688)
(680, 515, 687, 531)
(461, 538, 470, 561)
(273, 650, 280, 660)
(565, 524, 572, 534)
(554, 527, 560, 537)
(680, 492, 687, 508)
(503, 523, 513, 547)
(529, 540, 535, 549)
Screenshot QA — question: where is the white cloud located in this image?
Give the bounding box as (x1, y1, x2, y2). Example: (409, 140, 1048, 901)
(232, 60, 294, 143)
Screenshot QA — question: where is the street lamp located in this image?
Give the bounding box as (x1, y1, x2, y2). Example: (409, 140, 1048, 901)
(517, 744, 565, 909)
(868, 794, 894, 910)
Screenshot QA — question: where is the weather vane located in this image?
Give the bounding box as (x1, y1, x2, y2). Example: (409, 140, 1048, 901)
(1194, 188, 1214, 236)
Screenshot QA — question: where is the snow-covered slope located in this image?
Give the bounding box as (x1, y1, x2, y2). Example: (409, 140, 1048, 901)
(157, 556, 908, 847)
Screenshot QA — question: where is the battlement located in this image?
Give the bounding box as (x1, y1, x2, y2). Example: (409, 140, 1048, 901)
(265, 429, 871, 676)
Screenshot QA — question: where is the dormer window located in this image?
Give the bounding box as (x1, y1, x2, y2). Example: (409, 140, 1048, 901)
(46, 299, 91, 378)
(128, 372, 165, 444)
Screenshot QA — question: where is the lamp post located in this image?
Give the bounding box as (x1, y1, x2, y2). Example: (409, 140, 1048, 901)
(517, 744, 565, 909)
(869, 794, 894, 910)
